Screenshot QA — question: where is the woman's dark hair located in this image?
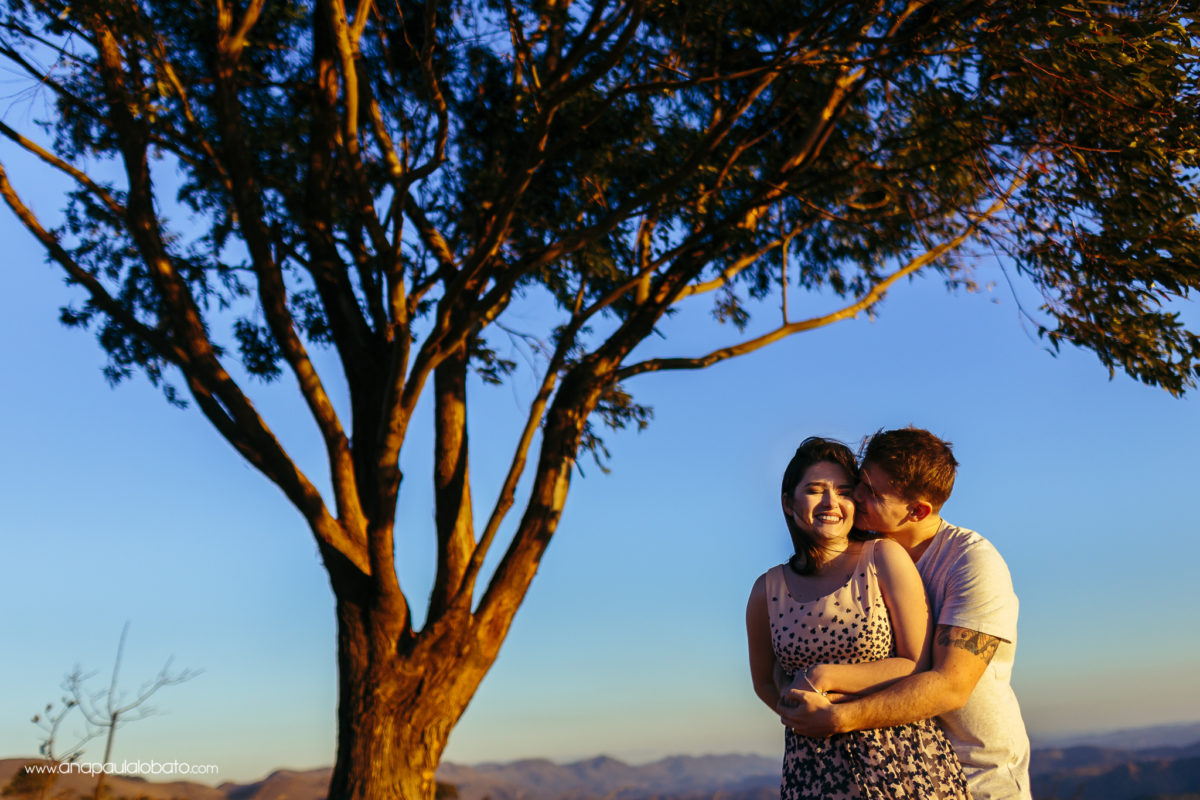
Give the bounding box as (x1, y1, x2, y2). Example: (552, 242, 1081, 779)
(781, 436, 876, 575)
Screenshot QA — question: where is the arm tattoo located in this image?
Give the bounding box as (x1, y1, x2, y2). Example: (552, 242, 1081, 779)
(936, 625, 1002, 663)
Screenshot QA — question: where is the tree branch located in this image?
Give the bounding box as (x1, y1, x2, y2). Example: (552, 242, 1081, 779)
(448, 311, 583, 618)
(472, 361, 608, 645)
(393, 0, 451, 194)
(466, 28, 808, 321)
(0, 160, 178, 362)
(210, 9, 369, 542)
(616, 186, 1020, 380)
(216, 0, 267, 62)
(145, 36, 235, 197)
(437, 7, 646, 319)
(676, 219, 812, 300)
(349, 0, 374, 46)
(306, 0, 380, 393)
(85, 15, 369, 573)
(325, 0, 393, 259)
(2, 151, 363, 571)
(0, 121, 125, 218)
(429, 342, 476, 621)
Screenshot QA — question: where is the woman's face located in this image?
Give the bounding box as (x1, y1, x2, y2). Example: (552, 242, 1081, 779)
(785, 461, 856, 542)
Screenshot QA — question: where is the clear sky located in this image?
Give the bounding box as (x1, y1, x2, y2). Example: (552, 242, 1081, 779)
(3, 143, 1200, 785)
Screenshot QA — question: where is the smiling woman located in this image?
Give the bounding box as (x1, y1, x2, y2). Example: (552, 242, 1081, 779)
(777, 437, 866, 576)
(787, 463, 855, 546)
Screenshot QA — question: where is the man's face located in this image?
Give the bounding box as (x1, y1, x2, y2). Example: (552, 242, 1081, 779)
(853, 462, 914, 534)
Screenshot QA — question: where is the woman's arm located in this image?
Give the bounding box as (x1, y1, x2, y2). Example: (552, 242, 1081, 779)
(746, 573, 782, 711)
(803, 539, 933, 697)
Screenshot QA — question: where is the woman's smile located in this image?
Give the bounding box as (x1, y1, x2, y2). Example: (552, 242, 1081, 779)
(787, 461, 856, 541)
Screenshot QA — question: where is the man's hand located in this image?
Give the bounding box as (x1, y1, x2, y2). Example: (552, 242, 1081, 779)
(776, 688, 840, 738)
(773, 662, 791, 696)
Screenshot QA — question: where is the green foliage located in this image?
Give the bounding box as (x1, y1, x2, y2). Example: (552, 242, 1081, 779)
(2, 0, 1198, 403)
(580, 381, 653, 472)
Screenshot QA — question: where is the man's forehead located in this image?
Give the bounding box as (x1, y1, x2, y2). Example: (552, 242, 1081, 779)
(861, 462, 898, 490)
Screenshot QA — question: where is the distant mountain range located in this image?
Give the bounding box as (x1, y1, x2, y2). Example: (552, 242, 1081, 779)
(0, 756, 779, 800)
(1030, 739, 1200, 800)
(436, 753, 779, 800)
(1034, 721, 1200, 752)
(4, 722, 1200, 800)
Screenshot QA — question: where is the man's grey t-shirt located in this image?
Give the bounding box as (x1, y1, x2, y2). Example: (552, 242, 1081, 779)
(917, 521, 1032, 800)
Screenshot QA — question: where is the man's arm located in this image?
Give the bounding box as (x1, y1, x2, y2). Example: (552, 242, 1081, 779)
(778, 624, 1001, 736)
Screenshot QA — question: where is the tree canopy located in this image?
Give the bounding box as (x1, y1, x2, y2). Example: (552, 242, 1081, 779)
(2, 2, 1198, 798)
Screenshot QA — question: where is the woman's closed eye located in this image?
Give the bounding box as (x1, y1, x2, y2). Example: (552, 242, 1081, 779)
(805, 484, 854, 496)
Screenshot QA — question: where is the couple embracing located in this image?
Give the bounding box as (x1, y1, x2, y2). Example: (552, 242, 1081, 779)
(746, 428, 1031, 800)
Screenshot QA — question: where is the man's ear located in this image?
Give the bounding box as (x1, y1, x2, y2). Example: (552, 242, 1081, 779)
(909, 500, 934, 521)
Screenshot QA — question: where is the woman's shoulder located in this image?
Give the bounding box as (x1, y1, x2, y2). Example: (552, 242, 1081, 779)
(871, 537, 921, 578)
(749, 565, 778, 592)
(750, 563, 789, 597)
(749, 570, 768, 594)
(872, 536, 907, 558)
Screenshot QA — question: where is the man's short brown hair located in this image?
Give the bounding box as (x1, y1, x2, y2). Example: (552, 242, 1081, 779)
(861, 427, 958, 510)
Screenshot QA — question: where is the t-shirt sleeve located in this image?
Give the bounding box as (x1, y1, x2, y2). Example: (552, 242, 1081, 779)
(937, 540, 1019, 642)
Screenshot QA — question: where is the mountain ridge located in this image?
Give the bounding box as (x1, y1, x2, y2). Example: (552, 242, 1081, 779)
(4, 723, 1200, 800)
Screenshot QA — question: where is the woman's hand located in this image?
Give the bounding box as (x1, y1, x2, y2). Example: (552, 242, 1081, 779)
(804, 664, 857, 703)
(806, 663, 830, 694)
(773, 662, 792, 695)
(777, 688, 843, 737)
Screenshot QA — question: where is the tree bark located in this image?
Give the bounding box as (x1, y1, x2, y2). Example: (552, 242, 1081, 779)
(326, 569, 494, 800)
(328, 599, 430, 800)
(431, 342, 473, 620)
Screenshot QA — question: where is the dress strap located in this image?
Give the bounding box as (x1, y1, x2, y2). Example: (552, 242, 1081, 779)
(859, 538, 885, 610)
(764, 564, 786, 619)
(764, 563, 786, 594)
(863, 537, 879, 568)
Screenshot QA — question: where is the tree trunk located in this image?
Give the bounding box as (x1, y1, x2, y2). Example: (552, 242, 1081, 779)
(326, 589, 487, 800)
(320, 370, 599, 800)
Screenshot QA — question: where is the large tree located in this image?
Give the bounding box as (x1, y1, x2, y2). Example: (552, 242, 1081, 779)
(2, 1, 1199, 797)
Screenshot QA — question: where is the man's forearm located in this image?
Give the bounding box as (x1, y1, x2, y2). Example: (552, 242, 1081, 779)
(781, 628, 997, 738)
(831, 668, 966, 733)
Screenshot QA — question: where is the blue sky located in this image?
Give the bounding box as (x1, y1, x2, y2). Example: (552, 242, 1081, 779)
(3, 147, 1200, 784)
